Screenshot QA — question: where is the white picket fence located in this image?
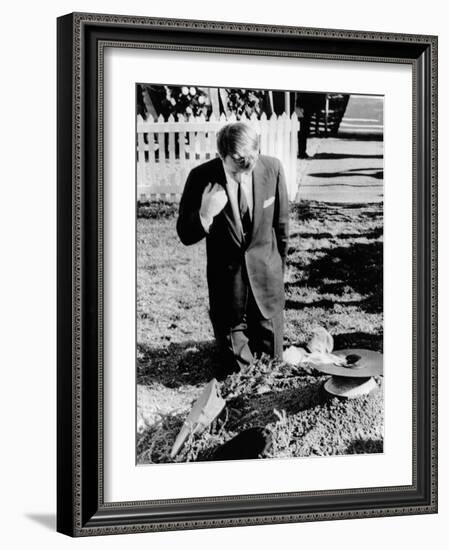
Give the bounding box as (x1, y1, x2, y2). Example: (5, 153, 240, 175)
(136, 112, 300, 202)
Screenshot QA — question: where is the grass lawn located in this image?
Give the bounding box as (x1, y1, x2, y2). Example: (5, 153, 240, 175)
(136, 199, 383, 464)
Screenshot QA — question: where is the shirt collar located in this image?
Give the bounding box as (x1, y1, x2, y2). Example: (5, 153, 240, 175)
(221, 161, 250, 186)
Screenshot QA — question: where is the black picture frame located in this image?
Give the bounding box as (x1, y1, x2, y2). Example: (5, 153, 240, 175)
(57, 12, 438, 537)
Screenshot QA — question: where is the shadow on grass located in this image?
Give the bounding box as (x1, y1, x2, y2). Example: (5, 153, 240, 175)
(310, 241, 382, 311)
(286, 240, 383, 314)
(313, 152, 383, 160)
(333, 332, 383, 352)
(289, 227, 383, 241)
(309, 168, 383, 180)
(335, 133, 383, 142)
(346, 438, 383, 454)
(285, 297, 371, 310)
(137, 340, 219, 388)
(290, 200, 383, 224)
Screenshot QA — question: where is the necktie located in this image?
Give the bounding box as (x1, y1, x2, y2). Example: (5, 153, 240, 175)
(237, 180, 252, 241)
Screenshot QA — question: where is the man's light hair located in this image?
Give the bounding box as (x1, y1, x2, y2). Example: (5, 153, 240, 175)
(216, 122, 260, 171)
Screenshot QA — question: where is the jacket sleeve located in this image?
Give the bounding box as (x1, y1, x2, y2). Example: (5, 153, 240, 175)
(273, 159, 289, 271)
(176, 167, 208, 246)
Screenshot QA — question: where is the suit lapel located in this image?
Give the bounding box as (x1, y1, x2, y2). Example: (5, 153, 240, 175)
(249, 158, 266, 243)
(213, 158, 244, 246)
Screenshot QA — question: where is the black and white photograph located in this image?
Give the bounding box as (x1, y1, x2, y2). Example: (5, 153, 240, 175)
(135, 84, 384, 465)
(1, 1, 442, 545)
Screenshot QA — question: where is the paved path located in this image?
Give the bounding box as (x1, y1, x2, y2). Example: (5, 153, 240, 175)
(298, 137, 384, 203)
(339, 94, 383, 135)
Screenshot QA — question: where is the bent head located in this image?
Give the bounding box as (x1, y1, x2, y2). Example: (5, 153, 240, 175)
(216, 122, 260, 179)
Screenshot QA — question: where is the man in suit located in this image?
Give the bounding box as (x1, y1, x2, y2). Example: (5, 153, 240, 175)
(295, 92, 324, 158)
(177, 122, 289, 377)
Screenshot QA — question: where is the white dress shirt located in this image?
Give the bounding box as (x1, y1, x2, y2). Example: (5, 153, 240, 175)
(200, 162, 253, 233)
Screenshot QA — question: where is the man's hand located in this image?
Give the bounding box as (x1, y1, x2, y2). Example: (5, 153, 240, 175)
(200, 183, 228, 221)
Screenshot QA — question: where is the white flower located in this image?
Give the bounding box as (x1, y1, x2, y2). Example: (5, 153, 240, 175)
(283, 346, 307, 366)
(170, 97, 176, 105)
(308, 327, 333, 354)
(198, 95, 205, 104)
(189, 86, 197, 95)
(181, 86, 189, 95)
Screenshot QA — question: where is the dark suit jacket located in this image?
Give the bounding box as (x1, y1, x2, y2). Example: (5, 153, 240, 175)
(177, 155, 289, 325)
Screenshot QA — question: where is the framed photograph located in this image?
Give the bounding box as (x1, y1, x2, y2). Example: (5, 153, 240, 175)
(57, 12, 438, 536)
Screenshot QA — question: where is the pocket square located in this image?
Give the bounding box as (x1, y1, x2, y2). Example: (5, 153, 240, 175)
(263, 196, 275, 208)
